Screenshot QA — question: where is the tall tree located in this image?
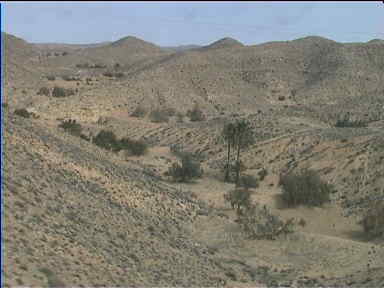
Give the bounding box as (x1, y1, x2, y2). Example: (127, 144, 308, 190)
(222, 118, 254, 184)
(222, 122, 236, 182)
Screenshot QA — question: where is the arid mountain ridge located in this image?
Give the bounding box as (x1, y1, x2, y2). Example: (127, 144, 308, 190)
(3, 31, 384, 287)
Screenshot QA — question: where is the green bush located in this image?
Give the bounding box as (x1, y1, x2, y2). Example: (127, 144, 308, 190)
(359, 200, 384, 238)
(335, 113, 367, 128)
(58, 119, 82, 136)
(224, 188, 252, 215)
(52, 86, 74, 98)
(93, 130, 120, 151)
(118, 137, 148, 156)
(149, 109, 169, 123)
(258, 169, 268, 181)
(187, 104, 205, 122)
(168, 153, 203, 182)
(238, 174, 259, 190)
(279, 169, 332, 207)
(37, 87, 50, 96)
(46, 75, 56, 81)
(14, 108, 31, 118)
(238, 203, 295, 240)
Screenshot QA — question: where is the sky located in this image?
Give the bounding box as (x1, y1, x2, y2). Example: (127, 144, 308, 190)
(1, 1, 384, 46)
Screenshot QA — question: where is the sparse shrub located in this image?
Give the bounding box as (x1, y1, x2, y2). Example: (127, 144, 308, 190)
(238, 203, 295, 240)
(278, 96, 286, 101)
(37, 87, 50, 96)
(359, 200, 384, 238)
(222, 161, 247, 183)
(187, 104, 205, 122)
(58, 119, 82, 136)
(46, 75, 56, 81)
(14, 108, 31, 118)
(131, 105, 147, 118)
(149, 109, 169, 123)
(238, 174, 259, 190)
(62, 51, 68, 56)
(258, 168, 268, 181)
(52, 86, 75, 98)
(168, 153, 203, 182)
(118, 137, 148, 156)
(62, 75, 80, 81)
(52, 86, 66, 98)
(279, 169, 333, 207)
(335, 112, 367, 128)
(103, 71, 124, 78)
(93, 130, 120, 151)
(224, 188, 252, 215)
(76, 63, 90, 68)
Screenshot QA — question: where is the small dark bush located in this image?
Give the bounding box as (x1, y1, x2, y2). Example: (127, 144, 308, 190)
(359, 200, 384, 238)
(93, 130, 120, 151)
(149, 109, 169, 123)
(335, 113, 367, 128)
(224, 188, 252, 215)
(46, 75, 56, 81)
(168, 153, 203, 183)
(187, 104, 205, 122)
(103, 71, 124, 78)
(118, 137, 148, 156)
(58, 119, 82, 136)
(238, 203, 295, 240)
(103, 72, 113, 77)
(14, 108, 31, 118)
(278, 96, 286, 101)
(238, 174, 259, 190)
(52, 86, 75, 98)
(131, 105, 147, 118)
(37, 87, 50, 96)
(279, 169, 332, 207)
(52, 86, 67, 98)
(258, 168, 268, 181)
(62, 51, 68, 56)
(76, 63, 90, 68)
(62, 75, 80, 81)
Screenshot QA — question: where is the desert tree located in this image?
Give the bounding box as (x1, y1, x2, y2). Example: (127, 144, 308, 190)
(222, 122, 236, 182)
(221, 118, 254, 184)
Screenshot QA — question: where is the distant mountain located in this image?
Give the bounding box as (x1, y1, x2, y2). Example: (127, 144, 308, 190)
(161, 44, 201, 52)
(34, 42, 112, 50)
(202, 37, 244, 49)
(110, 35, 162, 53)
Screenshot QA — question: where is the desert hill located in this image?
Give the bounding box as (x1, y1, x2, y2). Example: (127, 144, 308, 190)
(3, 32, 384, 287)
(203, 37, 245, 50)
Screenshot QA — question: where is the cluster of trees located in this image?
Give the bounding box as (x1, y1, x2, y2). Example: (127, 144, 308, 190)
(222, 119, 255, 185)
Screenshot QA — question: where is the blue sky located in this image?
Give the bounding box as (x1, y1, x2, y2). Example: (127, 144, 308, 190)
(2, 1, 383, 46)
